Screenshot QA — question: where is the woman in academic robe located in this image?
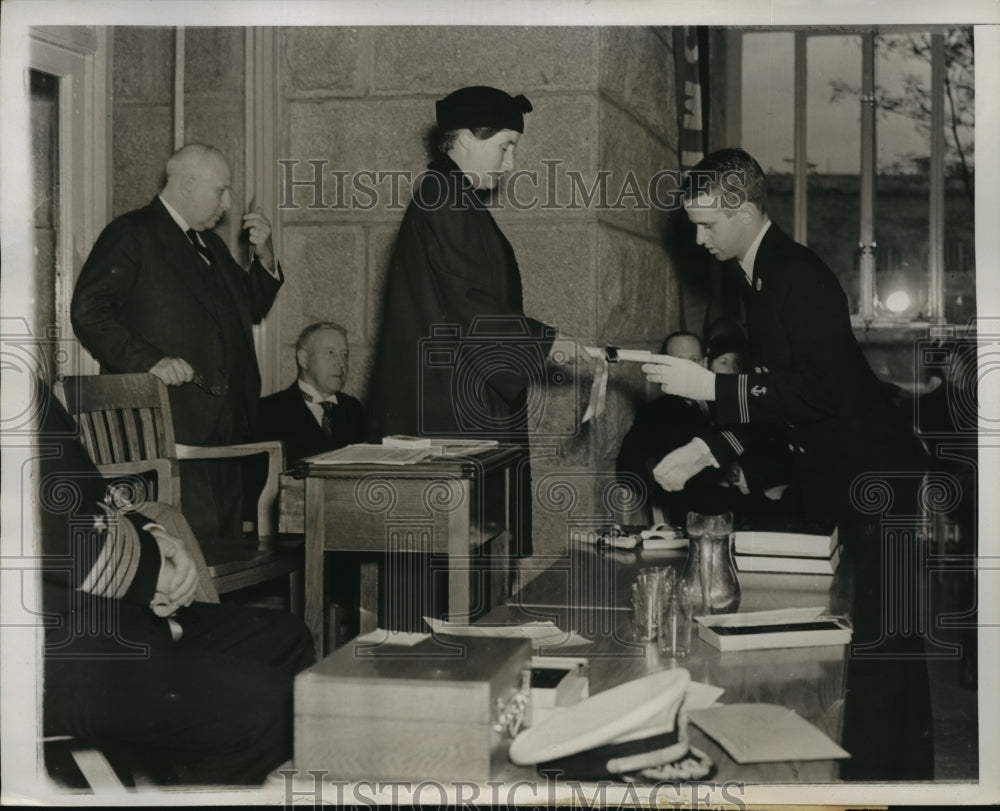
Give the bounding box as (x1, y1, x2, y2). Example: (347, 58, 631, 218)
(367, 86, 588, 558)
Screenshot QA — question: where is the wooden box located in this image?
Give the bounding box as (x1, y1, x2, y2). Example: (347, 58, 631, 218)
(294, 635, 532, 782)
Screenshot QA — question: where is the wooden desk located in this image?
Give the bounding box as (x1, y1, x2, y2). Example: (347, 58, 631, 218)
(301, 446, 521, 654)
(491, 543, 854, 783)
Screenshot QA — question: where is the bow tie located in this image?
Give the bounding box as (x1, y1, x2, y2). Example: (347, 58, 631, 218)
(301, 389, 338, 406)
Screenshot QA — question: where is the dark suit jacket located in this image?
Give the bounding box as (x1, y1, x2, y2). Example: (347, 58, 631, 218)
(256, 383, 368, 465)
(71, 196, 283, 445)
(704, 223, 926, 525)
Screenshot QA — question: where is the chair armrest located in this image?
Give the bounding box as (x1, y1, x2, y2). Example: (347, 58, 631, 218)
(176, 441, 283, 538)
(96, 459, 180, 509)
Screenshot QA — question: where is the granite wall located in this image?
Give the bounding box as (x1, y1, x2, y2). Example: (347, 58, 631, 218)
(112, 27, 247, 252)
(278, 26, 683, 560)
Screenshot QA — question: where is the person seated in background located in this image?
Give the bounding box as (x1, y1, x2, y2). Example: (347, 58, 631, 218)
(706, 333, 745, 375)
(617, 330, 795, 526)
(616, 331, 736, 525)
(256, 321, 368, 466)
(37, 381, 314, 786)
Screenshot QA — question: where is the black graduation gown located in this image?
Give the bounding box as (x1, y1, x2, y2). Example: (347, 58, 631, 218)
(367, 154, 554, 556)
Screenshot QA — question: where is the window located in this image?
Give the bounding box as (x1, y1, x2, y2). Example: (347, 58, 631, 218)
(737, 26, 975, 327)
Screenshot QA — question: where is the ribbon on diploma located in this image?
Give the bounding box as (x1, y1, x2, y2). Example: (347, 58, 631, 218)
(580, 346, 672, 424)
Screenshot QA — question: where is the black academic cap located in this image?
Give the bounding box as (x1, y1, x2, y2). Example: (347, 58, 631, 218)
(436, 85, 533, 133)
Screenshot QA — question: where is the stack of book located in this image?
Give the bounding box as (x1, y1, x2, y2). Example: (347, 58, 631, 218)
(733, 520, 841, 575)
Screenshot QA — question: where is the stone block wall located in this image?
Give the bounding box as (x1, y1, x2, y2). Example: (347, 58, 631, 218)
(112, 27, 247, 255)
(111, 28, 175, 217)
(278, 26, 682, 560)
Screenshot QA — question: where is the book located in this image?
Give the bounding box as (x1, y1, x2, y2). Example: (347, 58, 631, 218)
(696, 607, 852, 652)
(381, 435, 433, 449)
(427, 438, 500, 457)
(735, 545, 842, 575)
(733, 519, 838, 558)
(736, 571, 837, 613)
(306, 444, 430, 465)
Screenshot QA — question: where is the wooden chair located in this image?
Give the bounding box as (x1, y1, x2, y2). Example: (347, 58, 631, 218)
(58, 373, 302, 608)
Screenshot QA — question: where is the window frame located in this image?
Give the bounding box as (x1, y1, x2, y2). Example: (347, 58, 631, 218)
(728, 25, 958, 328)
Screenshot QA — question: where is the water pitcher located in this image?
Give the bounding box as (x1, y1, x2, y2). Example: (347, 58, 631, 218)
(681, 511, 740, 614)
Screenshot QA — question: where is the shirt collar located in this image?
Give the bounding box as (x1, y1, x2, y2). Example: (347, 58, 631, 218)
(297, 379, 338, 405)
(159, 194, 193, 235)
(738, 218, 772, 285)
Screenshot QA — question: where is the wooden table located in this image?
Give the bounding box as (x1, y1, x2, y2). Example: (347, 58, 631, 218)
(301, 446, 522, 654)
(279, 541, 856, 799)
(490, 542, 854, 783)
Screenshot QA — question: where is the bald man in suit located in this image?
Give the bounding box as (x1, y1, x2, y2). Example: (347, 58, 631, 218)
(71, 143, 283, 540)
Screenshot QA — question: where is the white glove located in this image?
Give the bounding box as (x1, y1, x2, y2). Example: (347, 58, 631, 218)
(642, 357, 716, 401)
(653, 439, 718, 492)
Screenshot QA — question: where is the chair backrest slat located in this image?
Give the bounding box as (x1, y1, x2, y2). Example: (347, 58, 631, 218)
(137, 407, 160, 459)
(104, 410, 127, 463)
(90, 411, 114, 465)
(61, 374, 178, 462)
(121, 408, 142, 462)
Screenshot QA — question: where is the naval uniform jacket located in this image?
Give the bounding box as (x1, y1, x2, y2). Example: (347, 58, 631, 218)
(701, 223, 926, 528)
(71, 196, 283, 445)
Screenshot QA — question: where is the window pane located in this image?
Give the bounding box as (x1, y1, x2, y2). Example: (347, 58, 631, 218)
(873, 32, 933, 321)
(742, 31, 795, 233)
(741, 32, 795, 174)
(807, 34, 862, 314)
(943, 26, 975, 326)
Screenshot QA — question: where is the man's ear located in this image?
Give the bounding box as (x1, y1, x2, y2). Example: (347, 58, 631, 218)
(736, 203, 756, 225)
(296, 348, 308, 371)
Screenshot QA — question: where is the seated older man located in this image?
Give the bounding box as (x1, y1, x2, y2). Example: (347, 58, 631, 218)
(256, 321, 368, 466)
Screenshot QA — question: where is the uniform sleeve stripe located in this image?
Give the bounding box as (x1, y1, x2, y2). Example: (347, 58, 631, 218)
(720, 430, 745, 455)
(737, 375, 750, 422)
(78, 504, 142, 600)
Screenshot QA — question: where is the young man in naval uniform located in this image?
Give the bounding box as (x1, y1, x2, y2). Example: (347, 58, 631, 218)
(643, 148, 933, 781)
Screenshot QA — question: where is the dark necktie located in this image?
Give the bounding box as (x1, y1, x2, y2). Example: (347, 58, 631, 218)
(302, 389, 338, 439)
(319, 401, 337, 439)
(186, 229, 214, 268)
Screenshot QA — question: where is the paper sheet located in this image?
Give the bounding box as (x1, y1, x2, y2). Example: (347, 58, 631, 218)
(687, 703, 849, 763)
(424, 617, 592, 649)
(581, 355, 608, 423)
(354, 628, 430, 647)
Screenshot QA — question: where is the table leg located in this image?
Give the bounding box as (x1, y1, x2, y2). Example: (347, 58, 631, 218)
(359, 559, 379, 635)
(304, 476, 326, 655)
